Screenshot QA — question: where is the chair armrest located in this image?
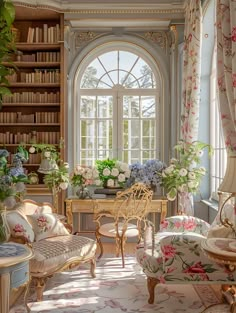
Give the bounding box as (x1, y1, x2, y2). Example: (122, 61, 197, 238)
(160, 215, 210, 236)
(159, 232, 208, 273)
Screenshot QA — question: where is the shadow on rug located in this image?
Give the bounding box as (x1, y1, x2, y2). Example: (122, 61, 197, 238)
(10, 256, 229, 313)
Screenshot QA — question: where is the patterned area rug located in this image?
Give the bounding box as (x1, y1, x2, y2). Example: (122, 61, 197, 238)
(10, 256, 229, 313)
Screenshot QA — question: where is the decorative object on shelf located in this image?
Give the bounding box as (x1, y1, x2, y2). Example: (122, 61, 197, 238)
(127, 159, 166, 192)
(29, 143, 59, 174)
(0, 146, 29, 242)
(95, 159, 130, 188)
(28, 171, 39, 185)
(160, 140, 213, 215)
(70, 165, 99, 199)
(0, 0, 16, 109)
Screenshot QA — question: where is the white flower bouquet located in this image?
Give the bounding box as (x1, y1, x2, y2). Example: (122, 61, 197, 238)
(95, 159, 130, 188)
(161, 140, 213, 201)
(70, 165, 99, 187)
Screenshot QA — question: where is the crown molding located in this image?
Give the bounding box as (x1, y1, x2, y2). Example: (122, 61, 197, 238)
(12, 0, 185, 15)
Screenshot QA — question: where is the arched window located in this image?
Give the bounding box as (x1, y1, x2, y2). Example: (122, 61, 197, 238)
(74, 42, 163, 166)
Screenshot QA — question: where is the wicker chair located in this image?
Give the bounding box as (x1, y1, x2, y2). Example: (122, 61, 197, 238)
(93, 183, 153, 267)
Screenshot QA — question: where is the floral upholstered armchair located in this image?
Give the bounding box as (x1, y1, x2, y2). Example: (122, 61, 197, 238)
(136, 215, 236, 304)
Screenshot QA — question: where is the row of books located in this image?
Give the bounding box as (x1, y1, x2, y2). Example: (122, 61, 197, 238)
(3, 91, 60, 103)
(26, 24, 60, 43)
(0, 112, 60, 124)
(18, 52, 60, 63)
(0, 131, 60, 144)
(7, 70, 60, 84)
(7, 153, 41, 165)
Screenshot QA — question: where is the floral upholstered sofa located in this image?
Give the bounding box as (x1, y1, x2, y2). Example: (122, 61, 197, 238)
(136, 215, 236, 304)
(6, 199, 97, 301)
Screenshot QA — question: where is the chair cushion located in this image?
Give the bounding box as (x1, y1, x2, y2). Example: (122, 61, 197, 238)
(27, 213, 69, 241)
(6, 211, 35, 242)
(98, 222, 139, 238)
(30, 235, 97, 274)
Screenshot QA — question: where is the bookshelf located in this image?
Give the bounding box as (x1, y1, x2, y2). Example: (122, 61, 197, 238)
(0, 6, 66, 212)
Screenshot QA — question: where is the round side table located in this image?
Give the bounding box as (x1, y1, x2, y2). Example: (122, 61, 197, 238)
(201, 238, 236, 313)
(0, 242, 33, 313)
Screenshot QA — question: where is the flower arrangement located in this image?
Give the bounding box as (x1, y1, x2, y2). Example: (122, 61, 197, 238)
(70, 165, 99, 188)
(95, 159, 130, 188)
(127, 159, 166, 190)
(160, 140, 213, 201)
(43, 160, 70, 193)
(0, 145, 29, 208)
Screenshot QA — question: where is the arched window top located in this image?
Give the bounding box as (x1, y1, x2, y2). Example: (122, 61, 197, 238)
(80, 50, 156, 89)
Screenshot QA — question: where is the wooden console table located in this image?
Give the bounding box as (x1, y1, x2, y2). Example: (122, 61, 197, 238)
(0, 242, 33, 313)
(65, 196, 168, 234)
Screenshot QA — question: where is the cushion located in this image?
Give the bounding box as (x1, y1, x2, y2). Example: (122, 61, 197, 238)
(27, 213, 69, 241)
(30, 235, 97, 274)
(6, 211, 35, 242)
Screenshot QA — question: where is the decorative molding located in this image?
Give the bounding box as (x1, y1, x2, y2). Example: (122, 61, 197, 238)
(75, 31, 99, 48)
(141, 31, 168, 53)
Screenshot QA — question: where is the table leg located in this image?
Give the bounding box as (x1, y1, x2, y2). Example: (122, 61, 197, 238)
(24, 276, 32, 313)
(0, 272, 10, 313)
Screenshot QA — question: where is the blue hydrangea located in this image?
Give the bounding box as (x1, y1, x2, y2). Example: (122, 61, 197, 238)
(127, 159, 166, 189)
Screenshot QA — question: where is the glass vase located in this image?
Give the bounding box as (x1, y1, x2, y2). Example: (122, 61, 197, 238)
(76, 185, 91, 199)
(177, 192, 194, 216)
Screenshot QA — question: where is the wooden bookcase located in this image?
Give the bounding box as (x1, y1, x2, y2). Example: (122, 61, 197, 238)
(0, 6, 66, 212)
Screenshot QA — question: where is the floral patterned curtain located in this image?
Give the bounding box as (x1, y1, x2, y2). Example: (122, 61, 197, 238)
(217, 0, 236, 156)
(181, 0, 202, 143)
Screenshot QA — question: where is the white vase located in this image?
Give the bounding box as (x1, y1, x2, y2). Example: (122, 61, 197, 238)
(177, 192, 194, 216)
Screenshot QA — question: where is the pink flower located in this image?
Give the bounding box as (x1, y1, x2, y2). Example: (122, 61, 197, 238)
(161, 245, 176, 259)
(159, 275, 166, 284)
(233, 73, 236, 88)
(183, 219, 196, 230)
(231, 27, 236, 42)
(174, 221, 182, 229)
(182, 262, 209, 280)
(161, 220, 169, 230)
(13, 223, 24, 233)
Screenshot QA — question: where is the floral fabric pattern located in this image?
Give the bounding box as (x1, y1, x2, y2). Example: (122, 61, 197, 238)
(217, 0, 236, 154)
(136, 216, 236, 285)
(6, 211, 35, 242)
(181, 0, 202, 142)
(27, 213, 69, 241)
(160, 215, 210, 236)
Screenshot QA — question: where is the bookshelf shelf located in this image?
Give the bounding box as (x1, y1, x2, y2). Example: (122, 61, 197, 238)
(1, 6, 66, 211)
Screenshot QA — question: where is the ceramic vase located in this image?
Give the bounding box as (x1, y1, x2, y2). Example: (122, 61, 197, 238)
(177, 192, 194, 216)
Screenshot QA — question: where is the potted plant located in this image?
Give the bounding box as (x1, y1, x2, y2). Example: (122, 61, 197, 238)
(0, 0, 16, 109)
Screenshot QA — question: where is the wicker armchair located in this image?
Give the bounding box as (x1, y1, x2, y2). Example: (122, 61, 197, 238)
(93, 183, 153, 267)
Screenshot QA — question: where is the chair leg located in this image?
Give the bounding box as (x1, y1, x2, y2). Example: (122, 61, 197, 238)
(147, 277, 159, 304)
(90, 257, 96, 278)
(115, 237, 121, 257)
(95, 231, 104, 260)
(34, 277, 48, 302)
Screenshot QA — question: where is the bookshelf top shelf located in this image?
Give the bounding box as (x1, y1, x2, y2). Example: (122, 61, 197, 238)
(9, 83, 60, 88)
(8, 62, 60, 68)
(0, 123, 60, 126)
(16, 43, 61, 51)
(2, 103, 60, 107)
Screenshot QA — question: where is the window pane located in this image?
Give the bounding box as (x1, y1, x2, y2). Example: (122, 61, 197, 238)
(123, 96, 139, 118)
(97, 120, 113, 150)
(81, 120, 95, 149)
(97, 96, 112, 118)
(141, 96, 155, 118)
(142, 150, 155, 161)
(99, 51, 118, 72)
(80, 96, 96, 117)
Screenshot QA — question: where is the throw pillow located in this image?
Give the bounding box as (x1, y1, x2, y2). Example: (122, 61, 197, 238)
(6, 211, 35, 242)
(27, 213, 69, 241)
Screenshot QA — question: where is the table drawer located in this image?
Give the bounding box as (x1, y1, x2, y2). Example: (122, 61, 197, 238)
(11, 261, 29, 289)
